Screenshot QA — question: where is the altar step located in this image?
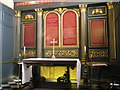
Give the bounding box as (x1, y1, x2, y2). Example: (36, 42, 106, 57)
(0, 78, 22, 90)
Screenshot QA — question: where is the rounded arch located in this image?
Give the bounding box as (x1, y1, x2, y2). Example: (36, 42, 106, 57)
(61, 9, 79, 48)
(44, 11, 60, 48)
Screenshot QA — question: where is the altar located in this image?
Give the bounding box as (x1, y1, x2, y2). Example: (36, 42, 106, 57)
(22, 58, 81, 88)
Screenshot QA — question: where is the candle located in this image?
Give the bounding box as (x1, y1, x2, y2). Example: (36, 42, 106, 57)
(84, 46, 86, 52)
(19, 54, 21, 57)
(23, 46, 26, 54)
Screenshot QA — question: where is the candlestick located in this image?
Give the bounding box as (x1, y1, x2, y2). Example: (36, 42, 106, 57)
(23, 46, 26, 54)
(19, 53, 21, 57)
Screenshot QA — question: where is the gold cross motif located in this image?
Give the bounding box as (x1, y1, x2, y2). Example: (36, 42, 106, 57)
(51, 39, 57, 58)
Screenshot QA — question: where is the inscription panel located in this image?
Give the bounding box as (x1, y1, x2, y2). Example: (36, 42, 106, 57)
(44, 12, 60, 47)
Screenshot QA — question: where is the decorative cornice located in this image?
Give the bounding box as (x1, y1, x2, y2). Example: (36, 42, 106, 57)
(35, 8, 43, 16)
(107, 2, 113, 9)
(15, 11, 21, 18)
(79, 4, 87, 13)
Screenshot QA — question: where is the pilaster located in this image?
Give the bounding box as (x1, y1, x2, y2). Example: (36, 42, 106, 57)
(35, 8, 43, 58)
(79, 4, 87, 61)
(107, 2, 116, 60)
(14, 11, 21, 58)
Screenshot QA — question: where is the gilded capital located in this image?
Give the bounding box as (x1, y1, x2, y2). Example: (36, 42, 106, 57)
(107, 2, 113, 9)
(35, 8, 43, 16)
(79, 4, 87, 13)
(15, 11, 21, 18)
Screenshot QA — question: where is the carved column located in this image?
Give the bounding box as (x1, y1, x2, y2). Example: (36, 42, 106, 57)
(35, 8, 43, 58)
(14, 11, 21, 58)
(107, 2, 116, 60)
(79, 5, 87, 61)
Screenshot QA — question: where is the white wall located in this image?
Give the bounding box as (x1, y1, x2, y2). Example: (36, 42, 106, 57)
(0, 0, 14, 9)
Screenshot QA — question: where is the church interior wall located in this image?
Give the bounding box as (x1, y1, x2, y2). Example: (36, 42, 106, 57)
(0, 3, 14, 84)
(0, 4, 2, 85)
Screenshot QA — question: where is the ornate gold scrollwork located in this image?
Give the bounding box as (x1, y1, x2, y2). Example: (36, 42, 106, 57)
(44, 49, 78, 57)
(89, 49, 108, 58)
(92, 9, 103, 14)
(15, 11, 21, 18)
(44, 8, 79, 15)
(54, 8, 67, 14)
(21, 50, 36, 57)
(25, 14, 34, 19)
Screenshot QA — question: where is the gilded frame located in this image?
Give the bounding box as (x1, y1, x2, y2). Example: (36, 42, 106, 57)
(61, 9, 79, 48)
(88, 6, 107, 16)
(44, 11, 61, 48)
(21, 22, 36, 48)
(88, 17, 108, 48)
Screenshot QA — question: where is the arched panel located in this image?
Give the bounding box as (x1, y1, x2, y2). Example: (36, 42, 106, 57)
(61, 10, 79, 47)
(44, 11, 60, 47)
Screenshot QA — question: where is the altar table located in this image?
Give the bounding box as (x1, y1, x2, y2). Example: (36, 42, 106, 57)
(22, 58, 81, 88)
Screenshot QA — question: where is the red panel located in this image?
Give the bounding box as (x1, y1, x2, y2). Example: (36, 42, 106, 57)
(46, 12, 59, 46)
(63, 11, 77, 46)
(90, 19, 106, 46)
(24, 24, 35, 47)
